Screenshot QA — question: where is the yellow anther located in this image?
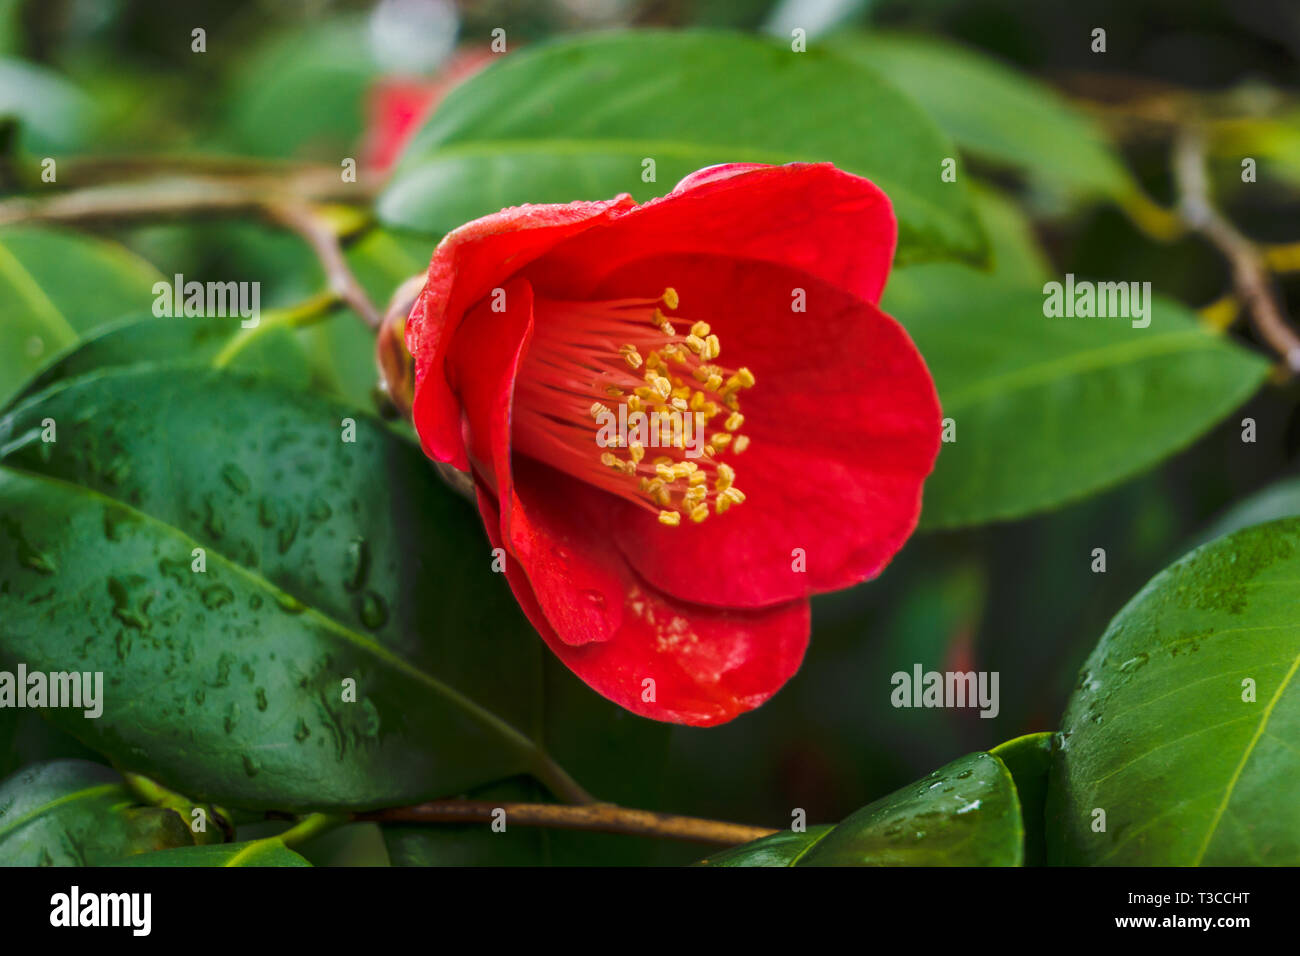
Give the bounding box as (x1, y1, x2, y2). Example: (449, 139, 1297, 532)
(722, 487, 746, 504)
(590, 401, 611, 419)
(671, 397, 688, 411)
(655, 463, 676, 481)
(710, 433, 732, 449)
(653, 456, 673, 466)
(689, 391, 705, 412)
(605, 386, 624, 398)
(690, 321, 711, 338)
(705, 374, 723, 392)
(725, 412, 744, 432)
(715, 463, 735, 491)
(733, 367, 756, 388)
(600, 452, 618, 468)
(628, 395, 643, 413)
(629, 442, 645, 464)
(715, 495, 731, 515)
(669, 349, 688, 364)
(692, 367, 710, 383)
(645, 352, 661, 371)
(654, 486, 672, 507)
(660, 322, 676, 336)
(684, 485, 706, 505)
(689, 503, 709, 523)
(700, 401, 718, 419)
(658, 510, 681, 527)
(685, 335, 705, 354)
(651, 308, 667, 327)
(688, 470, 707, 487)
(704, 334, 721, 360)
(635, 387, 657, 402)
(733, 435, 750, 454)
(619, 344, 642, 369)
(653, 377, 672, 400)
(662, 288, 679, 310)
(672, 385, 691, 400)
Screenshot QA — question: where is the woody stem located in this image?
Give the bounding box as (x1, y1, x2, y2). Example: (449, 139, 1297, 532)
(355, 801, 778, 846)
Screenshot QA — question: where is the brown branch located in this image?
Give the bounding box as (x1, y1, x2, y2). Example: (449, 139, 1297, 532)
(1173, 128, 1300, 373)
(356, 800, 779, 846)
(266, 201, 381, 330)
(0, 168, 374, 228)
(0, 172, 383, 332)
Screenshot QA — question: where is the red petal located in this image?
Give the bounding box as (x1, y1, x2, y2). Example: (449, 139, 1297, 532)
(408, 194, 638, 471)
(594, 255, 941, 608)
(524, 163, 896, 307)
(475, 470, 811, 727)
(447, 278, 625, 645)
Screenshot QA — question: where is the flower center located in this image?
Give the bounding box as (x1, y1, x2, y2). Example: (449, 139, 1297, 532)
(514, 288, 754, 527)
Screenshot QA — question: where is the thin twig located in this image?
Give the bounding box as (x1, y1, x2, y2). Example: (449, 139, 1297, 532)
(266, 201, 382, 330)
(0, 173, 384, 332)
(0, 169, 374, 228)
(1173, 128, 1300, 373)
(356, 800, 778, 846)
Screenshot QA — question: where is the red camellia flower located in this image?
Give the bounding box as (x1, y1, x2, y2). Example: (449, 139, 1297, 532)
(401, 162, 941, 726)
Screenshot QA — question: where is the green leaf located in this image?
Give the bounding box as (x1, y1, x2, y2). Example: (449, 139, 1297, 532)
(989, 731, 1053, 866)
(699, 751, 1024, 866)
(0, 227, 163, 406)
(695, 825, 833, 867)
(221, 17, 378, 159)
(880, 272, 1269, 528)
(379, 30, 987, 267)
(0, 364, 621, 810)
(831, 33, 1134, 201)
(0, 57, 95, 153)
(1046, 518, 1300, 865)
(10, 312, 312, 408)
(0, 759, 196, 865)
(112, 838, 310, 867)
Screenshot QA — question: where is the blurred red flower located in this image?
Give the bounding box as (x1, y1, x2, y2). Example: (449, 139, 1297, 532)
(362, 49, 493, 173)
(403, 163, 941, 725)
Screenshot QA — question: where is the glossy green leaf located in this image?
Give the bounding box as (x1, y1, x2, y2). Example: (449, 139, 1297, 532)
(10, 312, 312, 408)
(831, 32, 1134, 201)
(880, 272, 1269, 528)
(0, 364, 623, 811)
(990, 731, 1053, 866)
(695, 825, 833, 867)
(699, 751, 1023, 866)
(0, 227, 163, 406)
(379, 30, 987, 266)
(0, 760, 195, 865)
(112, 838, 310, 867)
(1047, 518, 1300, 865)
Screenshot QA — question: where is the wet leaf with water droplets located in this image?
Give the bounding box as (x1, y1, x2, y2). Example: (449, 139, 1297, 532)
(0, 365, 666, 811)
(1047, 518, 1300, 865)
(698, 751, 1024, 866)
